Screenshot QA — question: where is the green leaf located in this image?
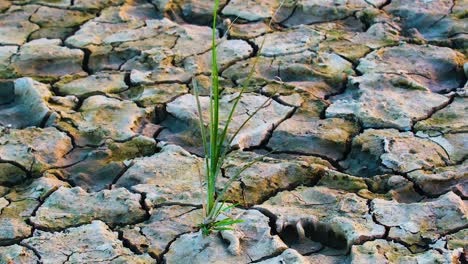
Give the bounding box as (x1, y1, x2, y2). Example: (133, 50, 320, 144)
(213, 227, 234, 231)
(197, 0, 288, 236)
(221, 203, 239, 212)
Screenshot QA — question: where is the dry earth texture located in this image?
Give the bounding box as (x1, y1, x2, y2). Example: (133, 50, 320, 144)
(0, 0, 467, 263)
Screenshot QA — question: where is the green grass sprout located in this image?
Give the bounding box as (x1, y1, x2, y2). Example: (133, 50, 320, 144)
(195, 0, 285, 236)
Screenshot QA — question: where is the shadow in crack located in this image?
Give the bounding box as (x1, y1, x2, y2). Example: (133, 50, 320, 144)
(279, 220, 348, 254)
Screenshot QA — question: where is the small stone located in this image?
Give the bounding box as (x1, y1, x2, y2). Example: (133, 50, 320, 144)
(341, 129, 449, 177)
(29, 27, 78, 41)
(357, 44, 465, 93)
(0, 7, 40, 45)
(416, 120, 468, 164)
(0, 176, 68, 244)
(0, 245, 39, 263)
(48, 95, 80, 112)
(65, 20, 144, 48)
(454, 181, 468, 198)
(124, 48, 190, 83)
(222, 151, 328, 205)
(120, 205, 201, 257)
(5, 175, 70, 202)
(122, 81, 187, 107)
(306, 253, 348, 264)
(73, 0, 125, 10)
(102, 22, 174, 46)
(350, 239, 456, 263)
(0, 206, 32, 244)
(55, 72, 128, 98)
(23, 221, 155, 263)
(423, 132, 468, 164)
(223, 50, 354, 98)
(279, 0, 372, 27)
(256, 249, 309, 264)
(415, 96, 467, 134)
(326, 74, 450, 130)
(229, 22, 272, 39)
(222, 0, 280, 21)
(313, 18, 371, 63)
(351, 22, 401, 49)
(277, 93, 304, 107)
(30, 6, 94, 28)
(11, 39, 85, 81)
(174, 0, 227, 24)
(96, 3, 161, 23)
(371, 192, 468, 248)
(130, 68, 191, 84)
(361, 174, 422, 203)
(253, 26, 323, 57)
(0, 127, 73, 176)
(35, 0, 71, 7)
(57, 136, 157, 192)
(31, 187, 146, 230)
(408, 161, 468, 197)
(268, 112, 359, 161)
(87, 44, 131, 71)
(61, 95, 145, 146)
(385, 0, 465, 41)
(318, 170, 368, 193)
(115, 143, 203, 206)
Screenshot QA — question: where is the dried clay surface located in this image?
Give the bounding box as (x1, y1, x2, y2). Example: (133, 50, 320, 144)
(0, 0, 467, 263)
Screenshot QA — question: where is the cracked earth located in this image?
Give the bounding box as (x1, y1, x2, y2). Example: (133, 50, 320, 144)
(0, 0, 467, 263)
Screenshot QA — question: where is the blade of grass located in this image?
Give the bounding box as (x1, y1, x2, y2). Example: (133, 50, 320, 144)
(193, 79, 210, 217)
(215, 36, 267, 152)
(207, 149, 277, 220)
(208, 0, 221, 215)
(196, 163, 207, 218)
(226, 97, 273, 147)
(206, 0, 287, 223)
(213, 86, 281, 189)
(200, 0, 287, 234)
(220, 203, 240, 212)
(213, 227, 234, 231)
(213, 219, 244, 227)
(215, 0, 287, 151)
(193, 79, 209, 165)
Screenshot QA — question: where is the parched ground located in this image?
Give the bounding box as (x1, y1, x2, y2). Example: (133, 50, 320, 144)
(0, 0, 467, 263)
